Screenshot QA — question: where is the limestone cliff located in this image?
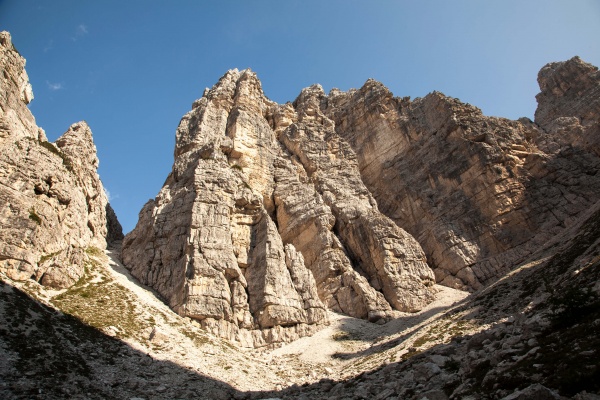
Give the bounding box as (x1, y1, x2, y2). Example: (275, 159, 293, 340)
(122, 70, 436, 347)
(535, 56, 600, 156)
(322, 56, 600, 291)
(0, 31, 123, 288)
(123, 56, 600, 346)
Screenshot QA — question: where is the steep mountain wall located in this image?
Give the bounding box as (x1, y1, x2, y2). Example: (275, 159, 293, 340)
(322, 56, 600, 290)
(123, 56, 599, 346)
(122, 70, 436, 347)
(0, 31, 123, 289)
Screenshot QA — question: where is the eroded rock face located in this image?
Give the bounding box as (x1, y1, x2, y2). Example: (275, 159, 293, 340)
(0, 31, 122, 288)
(123, 56, 600, 345)
(0, 31, 37, 145)
(535, 56, 600, 156)
(122, 70, 436, 347)
(322, 58, 600, 291)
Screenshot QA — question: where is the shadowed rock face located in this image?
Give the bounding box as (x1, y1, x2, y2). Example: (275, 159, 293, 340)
(122, 69, 437, 347)
(323, 56, 600, 291)
(0, 31, 123, 289)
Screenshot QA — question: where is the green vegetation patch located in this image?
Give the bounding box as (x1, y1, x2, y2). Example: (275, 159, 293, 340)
(85, 246, 104, 258)
(401, 347, 423, 361)
(28, 207, 42, 225)
(51, 262, 151, 341)
(182, 327, 209, 347)
(39, 250, 62, 264)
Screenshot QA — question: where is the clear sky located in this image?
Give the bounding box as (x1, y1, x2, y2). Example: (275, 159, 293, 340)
(1, 0, 599, 233)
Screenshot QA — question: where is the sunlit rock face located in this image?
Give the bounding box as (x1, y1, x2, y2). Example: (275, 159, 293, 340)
(0, 31, 123, 289)
(122, 69, 436, 348)
(123, 56, 600, 347)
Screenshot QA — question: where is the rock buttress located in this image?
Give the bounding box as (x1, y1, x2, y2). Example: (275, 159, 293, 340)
(122, 70, 437, 347)
(0, 31, 123, 288)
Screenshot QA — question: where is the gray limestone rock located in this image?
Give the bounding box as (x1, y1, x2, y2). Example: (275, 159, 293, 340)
(123, 57, 600, 343)
(322, 63, 600, 291)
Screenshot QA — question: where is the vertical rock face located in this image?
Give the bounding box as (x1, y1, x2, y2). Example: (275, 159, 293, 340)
(322, 58, 600, 291)
(535, 56, 600, 156)
(122, 55, 600, 344)
(0, 32, 37, 145)
(0, 31, 123, 288)
(122, 69, 436, 347)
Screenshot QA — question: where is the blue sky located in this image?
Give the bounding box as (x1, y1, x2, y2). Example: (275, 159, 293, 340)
(1, 0, 599, 233)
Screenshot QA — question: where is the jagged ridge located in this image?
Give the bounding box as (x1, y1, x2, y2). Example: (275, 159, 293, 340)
(0, 31, 123, 289)
(122, 69, 437, 348)
(123, 56, 600, 348)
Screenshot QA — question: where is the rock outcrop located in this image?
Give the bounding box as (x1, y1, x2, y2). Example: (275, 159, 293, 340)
(124, 56, 600, 346)
(122, 70, 436, 347)
(535, 56, 600, 156)
(320, 56, 600, 291)
(0, 31, 122, 289)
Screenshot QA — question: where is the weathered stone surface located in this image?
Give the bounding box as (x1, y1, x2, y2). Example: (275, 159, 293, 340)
(0, 31, 122, 288)
(277, 85, 435, 312)
(2, 36, 599, 396)
(123, 56, 600, 344)
(535, 56, 600, 156)
(322, 61, 600, 290)
(0, 31, 38, 145)
(272, 153, 393, 320)
(122, 70, 329, 347)
(123, 69, 437, 346)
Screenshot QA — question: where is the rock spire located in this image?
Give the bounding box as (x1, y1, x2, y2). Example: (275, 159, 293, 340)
(122, 69, 436, 347)
(0, 31, 123, 289)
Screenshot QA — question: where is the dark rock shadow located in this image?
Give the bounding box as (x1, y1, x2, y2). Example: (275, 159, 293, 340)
(105, 202, 124, 245)
(0, 280, 241, 400)
(330, 302, 468, 361)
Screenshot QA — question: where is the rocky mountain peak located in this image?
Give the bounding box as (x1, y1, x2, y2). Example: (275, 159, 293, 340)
(0, 31, 33, 106)
(2, 29, 600, 398)
(0, 31, 38, 145)
(535, 56, 600, 156)
(123, 67, 438, 347)
(0, 31, 122, 289)
(123, 56, 600, 347)
(56, 122, 100, 169)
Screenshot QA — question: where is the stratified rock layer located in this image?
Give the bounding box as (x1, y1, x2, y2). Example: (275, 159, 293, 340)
(122, 70, 436, 347)
(323, 56, 600, 290)
(0, 31, 122, 288)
